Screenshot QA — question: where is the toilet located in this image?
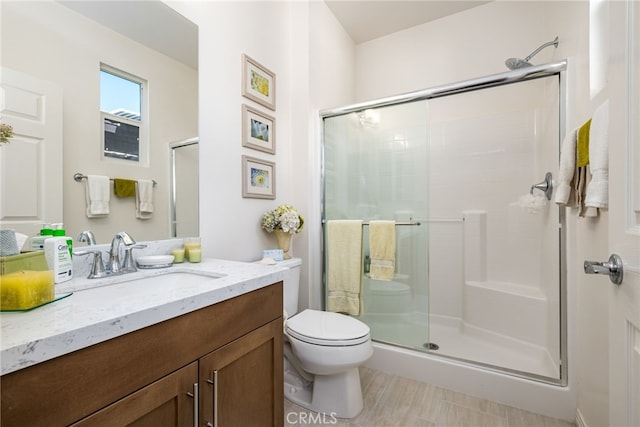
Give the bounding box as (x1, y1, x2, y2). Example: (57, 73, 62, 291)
(363, 275, 411, 315)
(278, 258, 373, 418)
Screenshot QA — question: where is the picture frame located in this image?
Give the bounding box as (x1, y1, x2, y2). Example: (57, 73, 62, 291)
(242, 54, 276, 111)
(242, 104, 276, 154)
(241, 155, 276, 199)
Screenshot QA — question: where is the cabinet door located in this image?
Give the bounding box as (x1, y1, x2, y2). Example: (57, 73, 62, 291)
(200, 319, 283, 427)
(71, 362, 198, 427)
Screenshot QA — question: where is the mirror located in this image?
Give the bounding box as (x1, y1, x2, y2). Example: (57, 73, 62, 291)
(1, 1, 198, 244)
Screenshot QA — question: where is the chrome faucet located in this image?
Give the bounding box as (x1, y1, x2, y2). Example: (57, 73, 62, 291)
(77, 230, 97, 245)
(108, 231, 136, 274)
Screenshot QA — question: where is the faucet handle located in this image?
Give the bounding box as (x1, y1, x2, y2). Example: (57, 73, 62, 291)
(121, 244, 147, 272)
(74, 249, 107, 278)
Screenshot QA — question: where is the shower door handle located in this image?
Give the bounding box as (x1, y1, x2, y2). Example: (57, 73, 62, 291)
(584, 254, 623, 285)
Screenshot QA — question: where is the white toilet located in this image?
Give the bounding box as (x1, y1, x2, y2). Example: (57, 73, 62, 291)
(279, 258, 373, 419)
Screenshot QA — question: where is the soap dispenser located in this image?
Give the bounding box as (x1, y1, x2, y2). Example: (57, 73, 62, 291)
(24, 224, 53, 252)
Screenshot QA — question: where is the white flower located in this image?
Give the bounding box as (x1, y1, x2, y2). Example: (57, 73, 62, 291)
(261, 204, 304, 234)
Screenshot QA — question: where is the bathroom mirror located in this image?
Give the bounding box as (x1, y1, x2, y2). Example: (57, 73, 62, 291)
(1, 1, 198, 244)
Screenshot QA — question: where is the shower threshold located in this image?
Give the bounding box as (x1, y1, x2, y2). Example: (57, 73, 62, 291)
(361, 314, 560, 381)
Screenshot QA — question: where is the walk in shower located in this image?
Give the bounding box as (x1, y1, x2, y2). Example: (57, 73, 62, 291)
(321, 61, 567, 384)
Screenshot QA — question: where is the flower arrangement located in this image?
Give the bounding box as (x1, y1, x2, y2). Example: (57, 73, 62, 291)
(0, 123, 14, 144)
(261, 204, 304, 234)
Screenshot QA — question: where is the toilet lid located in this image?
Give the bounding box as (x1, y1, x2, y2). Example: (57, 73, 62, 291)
(285, 309, 370, 346)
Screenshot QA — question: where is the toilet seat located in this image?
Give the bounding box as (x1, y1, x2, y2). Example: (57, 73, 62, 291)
(286, 309, 370, 346)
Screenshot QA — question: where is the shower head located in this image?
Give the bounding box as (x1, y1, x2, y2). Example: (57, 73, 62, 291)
(505, 36, 559, 70)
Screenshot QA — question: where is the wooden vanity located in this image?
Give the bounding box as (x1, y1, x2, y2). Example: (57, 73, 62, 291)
(1, 282, 284, 426)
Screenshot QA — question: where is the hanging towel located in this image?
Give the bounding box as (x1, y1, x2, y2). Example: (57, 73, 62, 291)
(554, 127, 579, 206)
(585, 100, 610, 209)
(85, 175, 110, 217)
(369, 220, 396, 281)
(326, 220, 363, 316)
(575, 119, 597, 217)
(576, 119, 592, 167)
(114, 178, 136, 198)
(135, 179, 154, 219)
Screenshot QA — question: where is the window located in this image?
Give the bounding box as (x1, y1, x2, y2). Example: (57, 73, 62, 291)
(100, 65, 147, 164)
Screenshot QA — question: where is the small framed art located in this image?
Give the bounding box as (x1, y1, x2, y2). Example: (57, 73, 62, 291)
(242, 104, 275, 154)
(242, 54, 276, 110)
(241, 155, 276, 199)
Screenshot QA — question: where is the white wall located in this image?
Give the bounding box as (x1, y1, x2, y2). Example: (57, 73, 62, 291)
(1, 1, 198, 243)
(171, 0, 355, 312)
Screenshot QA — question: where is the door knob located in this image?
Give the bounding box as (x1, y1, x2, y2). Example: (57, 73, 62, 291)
(584, 254, 624, 285)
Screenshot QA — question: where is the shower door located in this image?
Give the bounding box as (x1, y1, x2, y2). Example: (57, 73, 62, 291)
(323, 101, 431, 351)
(322, 70, 565, 384)
(425, 76, 563, 382)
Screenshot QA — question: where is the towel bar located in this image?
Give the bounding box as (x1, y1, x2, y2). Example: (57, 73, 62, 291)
(73, 173, 157, 187)
(322, 220, 421, 226)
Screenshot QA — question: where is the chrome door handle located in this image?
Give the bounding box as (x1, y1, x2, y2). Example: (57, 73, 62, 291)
(584, 254, 623, 285)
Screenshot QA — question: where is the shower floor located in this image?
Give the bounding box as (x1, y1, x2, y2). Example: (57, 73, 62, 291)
(360, 313, 559, 379)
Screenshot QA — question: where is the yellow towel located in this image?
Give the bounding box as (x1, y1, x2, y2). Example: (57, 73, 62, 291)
(326, 220, 363, 316)
(576, 119, 591, 167)
(369, 220, 396, 281)
(114, 179, 136, 198)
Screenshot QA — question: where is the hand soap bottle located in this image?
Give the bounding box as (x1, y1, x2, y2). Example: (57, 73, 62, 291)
(45, 226, 73, 283)
(52, 223, 73, 260)
(24, 224, 53, 252)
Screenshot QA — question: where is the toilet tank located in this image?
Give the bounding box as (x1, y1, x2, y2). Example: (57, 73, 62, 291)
(277, 258, 301, 316)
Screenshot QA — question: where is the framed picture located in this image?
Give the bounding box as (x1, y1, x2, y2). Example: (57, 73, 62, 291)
(242, 155, 276, 199)
(242, 54, 276, 111)
(242, 104, 275, 154)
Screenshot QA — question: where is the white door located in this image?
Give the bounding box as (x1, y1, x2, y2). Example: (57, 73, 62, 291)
(0, 68, 63, 239)
(607, 2, 640, 426)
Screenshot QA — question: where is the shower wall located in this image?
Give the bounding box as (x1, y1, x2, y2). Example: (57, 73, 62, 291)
(427, 77, 561, 375)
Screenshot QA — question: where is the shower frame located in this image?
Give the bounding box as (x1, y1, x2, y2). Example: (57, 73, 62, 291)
(319, 60, 568, 386)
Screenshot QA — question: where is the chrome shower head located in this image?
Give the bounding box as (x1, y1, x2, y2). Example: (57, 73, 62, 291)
(506, 36, 559, 70)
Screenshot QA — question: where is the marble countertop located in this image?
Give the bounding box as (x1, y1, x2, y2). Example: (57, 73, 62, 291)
(1, 258, 288, 376)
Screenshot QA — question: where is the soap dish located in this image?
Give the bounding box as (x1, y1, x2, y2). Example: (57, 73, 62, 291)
(137, 255, 174, 269)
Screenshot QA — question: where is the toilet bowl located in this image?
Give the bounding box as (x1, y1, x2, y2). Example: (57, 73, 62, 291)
(277, 258, 373, 419)
(364, 276, 411, 315)
(285, 309, 373, 418)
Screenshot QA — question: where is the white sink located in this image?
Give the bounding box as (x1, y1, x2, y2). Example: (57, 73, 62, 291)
(129, 270, 224, 286)
(60, 268, 225, 293)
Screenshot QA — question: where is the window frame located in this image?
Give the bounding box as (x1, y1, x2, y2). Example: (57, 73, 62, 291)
(99, 64, 149, 167)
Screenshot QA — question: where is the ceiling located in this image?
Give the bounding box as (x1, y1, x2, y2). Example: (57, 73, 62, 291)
(325, 0, 492, 44)
(59, 1, 198, 69)
(59, 0, 491, 70)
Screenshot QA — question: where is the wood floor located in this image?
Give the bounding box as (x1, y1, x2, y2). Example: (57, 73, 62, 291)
(284, 367, 576, 427)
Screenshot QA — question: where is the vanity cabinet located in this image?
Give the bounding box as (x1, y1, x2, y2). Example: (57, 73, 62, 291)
(0, 282, 284, 426)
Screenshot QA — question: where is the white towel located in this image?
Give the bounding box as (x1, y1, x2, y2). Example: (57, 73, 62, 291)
(585, 100, 609, 208)
(554, 127, 578, 206)
(135, 179, 154, 219)
(369, 220, 396, 280)
(326, 220, 363, 316)
(85, 175, 110, 217)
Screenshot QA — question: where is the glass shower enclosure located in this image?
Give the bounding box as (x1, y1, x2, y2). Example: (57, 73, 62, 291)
(322, 62, 567, 384)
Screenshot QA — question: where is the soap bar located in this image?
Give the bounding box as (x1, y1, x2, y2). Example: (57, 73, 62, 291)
(1, 270, 55, 310)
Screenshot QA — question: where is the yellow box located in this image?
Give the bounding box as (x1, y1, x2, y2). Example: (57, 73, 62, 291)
(1, 252, 49, 275)
(1, 270, 55, 310)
